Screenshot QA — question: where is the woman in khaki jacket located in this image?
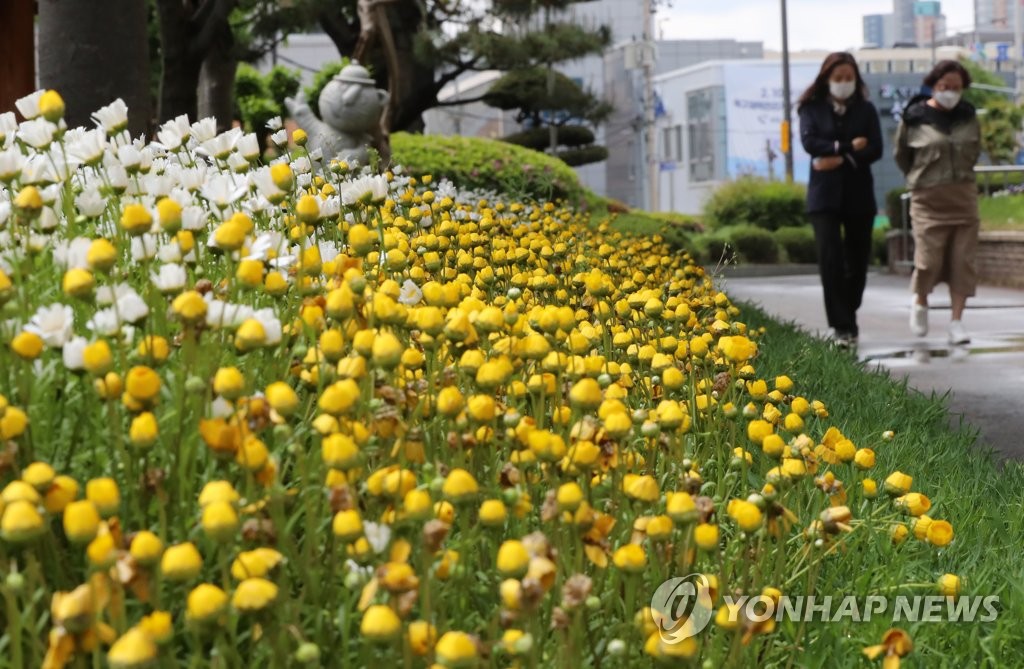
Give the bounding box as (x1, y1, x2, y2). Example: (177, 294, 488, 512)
(895, 60, 982, 345)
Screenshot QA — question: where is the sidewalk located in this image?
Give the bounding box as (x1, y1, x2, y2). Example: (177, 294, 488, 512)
(724, 270, 1024, 460)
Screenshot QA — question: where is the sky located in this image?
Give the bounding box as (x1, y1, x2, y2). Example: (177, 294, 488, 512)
(661, 0, 976, 52)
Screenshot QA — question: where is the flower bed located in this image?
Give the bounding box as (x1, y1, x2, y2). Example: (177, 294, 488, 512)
(0, 90, 994, 667)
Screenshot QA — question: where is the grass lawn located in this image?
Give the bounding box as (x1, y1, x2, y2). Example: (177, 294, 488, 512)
(979, 194, 1024, 230)
(740, 303, 1024, 665)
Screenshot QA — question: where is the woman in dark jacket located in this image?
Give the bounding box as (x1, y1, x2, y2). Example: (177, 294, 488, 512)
(798, 52, 883, 347)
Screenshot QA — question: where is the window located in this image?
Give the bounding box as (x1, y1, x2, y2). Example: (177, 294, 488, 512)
(687, 89, 716, 182)
(661, 124, 685, 162)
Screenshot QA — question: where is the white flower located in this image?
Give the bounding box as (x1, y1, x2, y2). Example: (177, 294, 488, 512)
(15, 90, 44, 120)
(107, 164, 129, 192)
(198, 128, 240, 160)
(176, 165, 208, 192)
(0, 202, 10, 227)
(68, 128, 107, 166)
(210, 396, 235, 419)
(226, 152, 249, 173)
(0, 112, 17, 142)
(91, 99, 129, 133)
(0, 149, 24, 181)
(320, 196, 341, 220)
(250, 166, 285, 202)
(118, 144, 142, 171)
(63, 336, 87, 371)
(75, 188, 106, 217)
(291, 156, 312, 174)
(266, 116, 283, 131)
(191, 118, 218, 144)
(252, 308, 282, 345)
(200, 173, 246, 209)
(96, 283, 134, 306)
(26, 303, 75, 348)
(205, 298, 254, 330)
(245, 232, 287, 262)
(116, 290, 149, 323)
(341, 174, 389, 205)
(270, 128, 288, 146)
(37, 207, 60, 232)
(157, 242, 183, 263)
(237, 133, 260, 161)
(363, 522, 392, 554)
(53, 237, 92, 270)
(151, 263, 187, 294)
(156, 115, 191, 151)
(17, 118, 56, 149)
(398, 279, 423, 306)
(181, 205, 207, 231)
(86, 308, 120, 336)
(131, 234, 160, 260)
(142, 172, 174, 198)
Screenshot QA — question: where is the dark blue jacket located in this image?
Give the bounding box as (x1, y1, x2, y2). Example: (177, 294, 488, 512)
(798, 97, 884, 216)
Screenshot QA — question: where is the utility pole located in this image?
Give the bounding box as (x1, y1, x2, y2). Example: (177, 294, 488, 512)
(1016, 0, 1023, 104)
(780, 0, 794, 183)
(643, 0, 659, 211)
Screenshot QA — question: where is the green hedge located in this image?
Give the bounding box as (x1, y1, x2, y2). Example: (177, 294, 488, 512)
(704, 177, 808, 231)
(390, 132, 583, 202)
(727, 225, 780, 263)
(773, 225, 817, 263)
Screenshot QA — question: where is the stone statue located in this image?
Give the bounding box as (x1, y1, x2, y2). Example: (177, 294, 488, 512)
(285, 61, 388, 164)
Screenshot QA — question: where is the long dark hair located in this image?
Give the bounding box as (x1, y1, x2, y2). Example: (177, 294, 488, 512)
(797, 52, 869, 109)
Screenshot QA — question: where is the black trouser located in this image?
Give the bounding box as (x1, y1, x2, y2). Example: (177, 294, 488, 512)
(809, 211, 874, 337)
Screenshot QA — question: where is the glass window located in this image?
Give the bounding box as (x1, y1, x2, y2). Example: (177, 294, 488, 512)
(687, 88, 715, 182)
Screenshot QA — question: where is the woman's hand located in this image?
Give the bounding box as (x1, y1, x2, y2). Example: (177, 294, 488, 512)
(812, 156, 844, 171)
(852, 136, 868, 151)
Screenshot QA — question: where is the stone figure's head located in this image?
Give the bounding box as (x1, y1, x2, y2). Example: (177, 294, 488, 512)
(318, 62, 388, 134)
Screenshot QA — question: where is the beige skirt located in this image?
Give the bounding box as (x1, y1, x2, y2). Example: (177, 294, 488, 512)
(909, 182, 979, 297)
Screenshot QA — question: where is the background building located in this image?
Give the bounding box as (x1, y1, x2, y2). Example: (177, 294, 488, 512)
(914, 1, 947, 46)
(893, 0, 918, 44)
(864, 14, 895, 48)
(976, 0, 1011, 30)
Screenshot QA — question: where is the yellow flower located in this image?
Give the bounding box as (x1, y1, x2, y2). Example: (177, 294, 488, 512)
(1, 499, 45, 542)
(139, 610, 173, 644)
(187, 583, 228, 623)
(496, 540, 530, 577)
(13, 185, 42, 211)
(39, 89, 65, 122)
(83, 477, 120, 518)
(727, 499, 763, 532)
(332, 509, 364, 542)
(891, 523, 909, 544)
(322, 433, 360, 470)
(436, 387, 465, 417)
(645, 515, 674, 540)
(556, 482, 584, 512)
(296, 194, 320, 223)
(937, 573, 961, 597)
(265, 382, 299, 416)
(130, 531, 164, 566)
(863, 628, 913, 666)
(926, 520, 954, 547)
(62, 500, 101, 543)
(854, 448, 876, 470)
(22, 461, 55, 490)
(862, 479, 878, 498)
(895, 492, 931, 517)
(694, 523, 719, 551)
(443, 468, 479, 502)
(198, 480, 240, 508)
(319, 379, 360, 415)
(120, 203, 153, 236)
(408, 620, 437, 655)
(360, 604, 402, 642)
(717, 335, 757, 362)
(435, 631, 478, 668)
(44, 475, 79, 514)
(0, 406, 27, 440)
(568, 378, 602, 411)
(235, 318, 267, 351)
(62, 268, 95, 298)
(161, 542, 203, 581)
(884, 471, 913, 496)
(478, 499, 508, 526)
(466, 395, 496, 422)
(86, 530, 117, 568)
(746, 419, 773, 445)
(11, 331, 44, 360)
(612, 544, 647, 572)
(667, 492, 698, 523)
(371, 331, 404, 369)
(156, 198, 182, 233)
(129, 412, 159, 449)
(171, 291, 207, 324)
(230, 548, 284, 580)
(107, 628, 157, 668)
(125, 366, 161, 403)
(270, 163, 294, 190)
(213, 220, 247, 251)
(201, 501, 239, 542)
(213, 367, 245, 399)
(232, 577, 278, 612)
(623, 474, 659, 502)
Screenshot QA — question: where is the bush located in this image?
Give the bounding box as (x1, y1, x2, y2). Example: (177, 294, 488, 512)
(556, 145, 609, 166)
(728, 225, 780, 263)
(692, 231, 732, 265)
(390, 132, 583, 202)
(266, 65, 301, 114)
(774, 226, 817, 263)
(704, 177, 807, 230)
(872, 225, 890, 266)
(886, 187, 908, 230)
(503, 125, 596, 150)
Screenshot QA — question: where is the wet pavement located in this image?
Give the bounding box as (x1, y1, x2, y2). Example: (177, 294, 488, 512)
(724, 270, 1024, 460)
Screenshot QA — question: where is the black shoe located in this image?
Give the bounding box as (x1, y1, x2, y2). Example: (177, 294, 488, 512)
(835, 332, 858, 349)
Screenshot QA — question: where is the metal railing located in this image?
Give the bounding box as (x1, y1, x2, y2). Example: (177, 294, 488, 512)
(976, 164, 1024, 196)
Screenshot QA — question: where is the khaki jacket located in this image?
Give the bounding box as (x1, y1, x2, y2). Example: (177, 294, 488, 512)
(894, 98, 981, 190)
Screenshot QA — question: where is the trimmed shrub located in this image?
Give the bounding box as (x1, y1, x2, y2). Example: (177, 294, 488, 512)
(728, 225, 780, 263)
(692, 231, 732, 265)
(886, 187, 908, 230)
(504, 125, 596, 150)
(704, 177, 807, 231)
(872, 225, 890, 266)
(556, 145, 609, 166)
(390, 132, 583, 202)
(773, 226, 817, 264)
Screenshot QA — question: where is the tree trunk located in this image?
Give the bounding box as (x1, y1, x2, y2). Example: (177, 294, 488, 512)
(155, 0, 204, 123)
(37, 0, 152, 136)
(0, 0, 35, 118)
(197, 20, 236, 132)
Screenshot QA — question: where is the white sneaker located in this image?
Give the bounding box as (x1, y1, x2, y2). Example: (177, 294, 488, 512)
(910, 301, 928, 337)
(948, 320, 970, 345)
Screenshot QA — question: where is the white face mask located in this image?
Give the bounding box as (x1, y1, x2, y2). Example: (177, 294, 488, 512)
(934, 90, 962, 110)
(829, 80, 856, 100)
